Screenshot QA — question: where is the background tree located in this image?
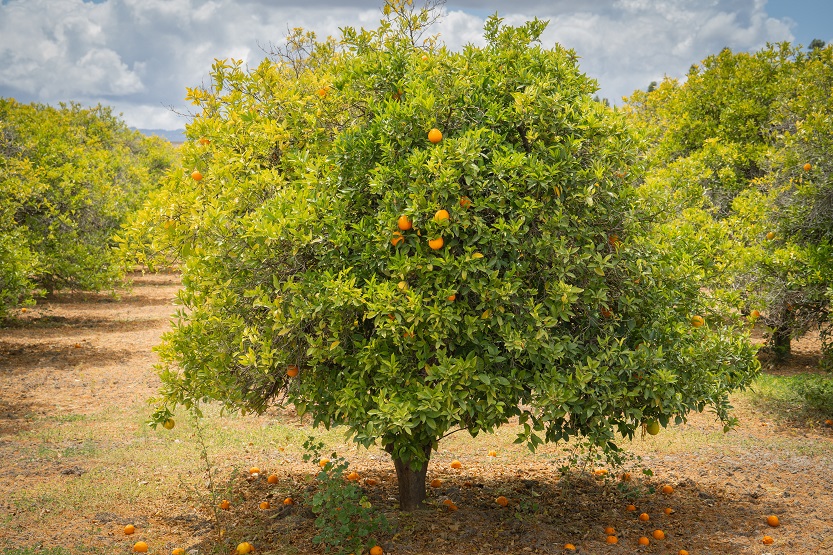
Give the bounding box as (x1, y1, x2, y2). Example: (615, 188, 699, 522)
(137, 1, 759, 511)
(0, 98, 175, 315)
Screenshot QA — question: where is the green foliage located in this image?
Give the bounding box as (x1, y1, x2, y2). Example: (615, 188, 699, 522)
(626, 43, 833, 365)
(0, 98, 175, 315)
(138, 1, 758, 502)
(302, 438, 391, 554)
(795, 376, 833, 412)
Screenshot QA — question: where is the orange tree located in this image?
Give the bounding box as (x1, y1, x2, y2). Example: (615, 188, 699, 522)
(138, 2, 758, 510)
(0, 98, 175, 314)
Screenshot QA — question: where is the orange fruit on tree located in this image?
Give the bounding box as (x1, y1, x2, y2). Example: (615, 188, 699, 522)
(259, 501, 270, 510)
(447, 294, 456, 301)
(219, 499, 230, 510)
(191, 170, 203, 181)
(267, 474, 278, 484)
(766, 231, 776, 240)
(433, 209, 450, 222)
(397, 215, 412, 231)
(638, 536, 650, 546)
(346, 471, 359, 481)
(459, 196, 471, 208)
(626, 504, 637, 511)
(124, 524, 135, 535)
(691, 315, 705, 327)
(639, 512, 650, 522)
(286, 365, 299, 378)
(495, 495, 509, 507)
(370, 546, 384, 555)
(652, 529, 665, 540)
(606, 535, 618, 544)
(661, 484, 674, 494)
(317, 87, 327, 98)
(803, 162, 812, 171)
(766, 515, 780, 527)
(428, 128, 442, 144)
(283, 497, 293, 505)
(162, 418, 175, 430)
(430, 478, 442, 488)
(391, 231, 404, 246)
(604, 526, 615, 535)
(646, 420, 660, 435)
(133, 542, 148, 553)
(198, 137, 210, 146)
(450, 460, 462, 469)
(428, 237, 444, 250)
(762, 535, 774, 545)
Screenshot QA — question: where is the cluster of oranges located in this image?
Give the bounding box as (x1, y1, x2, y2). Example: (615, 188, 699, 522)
(122, 524, 185, 554)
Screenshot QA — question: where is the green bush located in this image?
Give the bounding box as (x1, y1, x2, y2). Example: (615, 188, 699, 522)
(795, 375, 833, 412)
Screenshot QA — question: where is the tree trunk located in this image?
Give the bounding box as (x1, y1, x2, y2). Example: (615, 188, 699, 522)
(772, 324, 791, 360)
(389, 444, 432, 511)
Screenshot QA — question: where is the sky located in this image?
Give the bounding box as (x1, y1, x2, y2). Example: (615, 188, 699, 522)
(0, 0, 830, 134)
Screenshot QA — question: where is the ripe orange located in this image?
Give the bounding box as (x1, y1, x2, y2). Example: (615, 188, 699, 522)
(495, 496, 509, 507)
(594, 468, 608, 476)
(600, 307, 612, 318)
(803, 162, 812, 171)
(370, 546, 383, 555)
(608, 234, 621, 247)
(691, 315, 705, 327)
(236, 542, 253, 554)
(421, 54, 428, 61)
(319, 458, 330, 468)
(450, 460, 462, 469)
(604, 526, 615, 535)
(172, 549, 186, 555)
(259, 501, 270, 510)
(250, 467, 261, 475)
(762, 535, 774, 545)
(283, 497, 293, 505)
(661, 484, 674, 494)
(219, 499, 230, 510)
(133, 542, 148, 553)
(459, 196, 472, 208)
(397, 215, 412, 231)
(626, 504, 637, 511)
(267, 474, 278, 484)
(365, 478, 378, 486)
(191, 170, 203, 181)
(447, 294, 456, 301)
(198, 137, 210, 146)
(124, 524, 135, 535)
(428, 237, 444, 250)
(639, 512, 650, 522)
(766, 515, 780, 527)
(750, 309, 761, 319)
(564, 544, 576, 551)
(638, 536, 650, 546)
(163, 418, 175, 430)
(428, 128, 443, 144)
(488, 450, 497, 457)
(679, 550, 689, 555)
(317, 87, 327, 98)
(825, 419, 833, 426)
(346, 471, 359, 481)
(442, 498, 455, 507)
(652, 529, 665, 540)
(287, 365, 299, 378)
(664, 507, 675, 515)
(433, 209, 450, 222)
(621, 472, 631, 481)
(606, 535, 618, 544)
(391, 231, 404, 246)
(766, 231, 776, 240)
(430, 478, 442, 488)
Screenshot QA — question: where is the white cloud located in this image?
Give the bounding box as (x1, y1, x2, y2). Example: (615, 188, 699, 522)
(0, 0, 797, 129)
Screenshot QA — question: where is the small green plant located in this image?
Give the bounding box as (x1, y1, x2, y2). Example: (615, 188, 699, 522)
(795, 375, 833, 412)
(302, 437, 391, 555)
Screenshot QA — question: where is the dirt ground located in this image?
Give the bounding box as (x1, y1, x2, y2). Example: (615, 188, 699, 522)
(1, 273, 832, 555)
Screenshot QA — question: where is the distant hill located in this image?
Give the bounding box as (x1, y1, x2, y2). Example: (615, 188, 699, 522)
(135, 128, 185, 144)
